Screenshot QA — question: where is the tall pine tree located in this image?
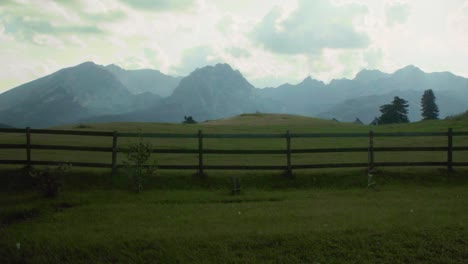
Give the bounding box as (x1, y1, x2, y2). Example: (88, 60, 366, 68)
(378, 96, 410, 124)
(421, 89, 439, 120)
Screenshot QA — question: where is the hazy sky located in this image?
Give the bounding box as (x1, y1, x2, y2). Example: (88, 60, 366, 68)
(1, 0, 468, 92)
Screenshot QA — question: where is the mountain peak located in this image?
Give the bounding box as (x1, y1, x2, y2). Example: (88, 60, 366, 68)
(297, 76, 324, 86)
(77, 61, 98, 67)
(300, 76, 312, 84)
(395, 65, 424, 75)
(191, 63, 239, 77)
(214, 63, 233, 70)
(354, 69, 389, 82)
(105, 64, 123, 71)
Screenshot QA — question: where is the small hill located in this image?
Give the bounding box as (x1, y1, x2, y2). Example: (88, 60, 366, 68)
(202, 113, 347, 127)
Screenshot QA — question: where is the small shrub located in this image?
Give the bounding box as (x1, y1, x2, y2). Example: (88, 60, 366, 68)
(29, 164, 71, 198)
(123, 136, 157, 193)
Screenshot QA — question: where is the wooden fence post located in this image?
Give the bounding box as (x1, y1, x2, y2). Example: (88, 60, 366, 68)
(448, 128, 453, 172)
(368, 130, 374, 173)
(111, 131, 118, 183)
(26, 127, 31, 168)
(286, 130, 292, 177)
(198, 130, 204, 176)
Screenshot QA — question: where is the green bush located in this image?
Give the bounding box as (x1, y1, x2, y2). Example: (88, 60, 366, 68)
(123, 136, 158, 192)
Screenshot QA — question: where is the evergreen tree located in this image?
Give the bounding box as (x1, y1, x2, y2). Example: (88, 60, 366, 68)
(378, 96, 410, 124)
(421, 89, 439, 120)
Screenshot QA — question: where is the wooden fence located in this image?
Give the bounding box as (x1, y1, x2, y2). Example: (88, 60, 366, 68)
(1, 128, 468, 177)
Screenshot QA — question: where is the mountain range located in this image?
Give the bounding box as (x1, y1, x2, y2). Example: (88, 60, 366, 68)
(0, 62, 467, 128)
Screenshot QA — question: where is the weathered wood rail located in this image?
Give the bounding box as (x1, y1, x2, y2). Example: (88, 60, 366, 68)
(1, 128, 468, 177)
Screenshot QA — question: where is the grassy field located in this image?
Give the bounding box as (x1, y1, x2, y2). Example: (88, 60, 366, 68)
(1, 184, 468, 263)
(0, 113, 467, 168)
(1, 114, 468, 263)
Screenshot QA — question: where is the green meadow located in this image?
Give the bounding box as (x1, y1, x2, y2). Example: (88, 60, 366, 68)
(0, 113, 467, 167)
(1, 114, 468, 263)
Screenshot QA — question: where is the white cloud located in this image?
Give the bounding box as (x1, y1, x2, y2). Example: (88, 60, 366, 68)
(385, 1, 410, 26)
(1, 0, 468, 92)
(118, 0, 197, 11)
(252, 0, 370, 54)
(32, 34, 65, 49)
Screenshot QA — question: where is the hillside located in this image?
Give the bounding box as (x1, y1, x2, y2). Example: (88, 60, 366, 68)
(446, 110, 468, 121)
(202, 113, 341, 126)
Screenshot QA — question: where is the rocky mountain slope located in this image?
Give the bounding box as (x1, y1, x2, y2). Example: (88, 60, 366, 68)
(84, 64, 266, 123)
(0, 62, 161, 127)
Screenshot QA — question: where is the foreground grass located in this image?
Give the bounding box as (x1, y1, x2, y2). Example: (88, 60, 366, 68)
(1, 177, 468, 263)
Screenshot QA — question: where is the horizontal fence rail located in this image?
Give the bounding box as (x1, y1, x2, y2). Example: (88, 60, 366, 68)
(0, 128, 467, 177)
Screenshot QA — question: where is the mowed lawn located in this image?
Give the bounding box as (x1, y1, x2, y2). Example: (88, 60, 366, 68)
(1, 114, 468, 263)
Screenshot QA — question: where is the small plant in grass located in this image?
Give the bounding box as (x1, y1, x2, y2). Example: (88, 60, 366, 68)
(123, 136, 158, 193)
(29, 164, 71, 198)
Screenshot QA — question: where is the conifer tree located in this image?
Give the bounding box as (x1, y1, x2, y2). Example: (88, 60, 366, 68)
(421, 89, 439, 120)
(378, 96, 410, 124)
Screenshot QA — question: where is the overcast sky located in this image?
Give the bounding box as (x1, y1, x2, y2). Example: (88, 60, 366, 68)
(1, 0, 468, 93)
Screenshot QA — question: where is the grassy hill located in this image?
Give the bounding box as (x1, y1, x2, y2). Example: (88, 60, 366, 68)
(55, 112, 468, 133)
(446, 110, 468, 121)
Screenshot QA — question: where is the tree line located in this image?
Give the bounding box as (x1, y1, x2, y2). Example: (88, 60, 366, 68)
(374, 89, 439, 125)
